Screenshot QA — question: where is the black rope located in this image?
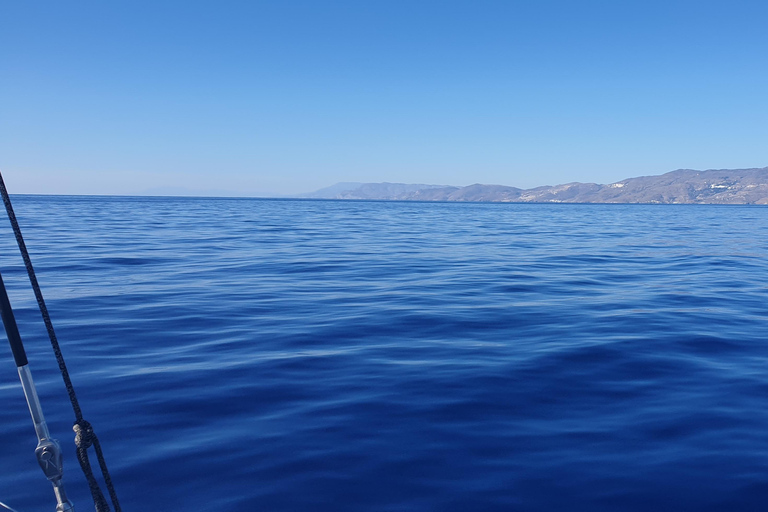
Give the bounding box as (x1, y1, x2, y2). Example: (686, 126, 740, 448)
(0, 173, 121, 512)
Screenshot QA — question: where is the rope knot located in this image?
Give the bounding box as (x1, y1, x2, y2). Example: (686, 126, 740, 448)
(73, 419, 95, 449)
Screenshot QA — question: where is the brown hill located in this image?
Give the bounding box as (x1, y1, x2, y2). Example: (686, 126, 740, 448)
(308, 167, 768, 204)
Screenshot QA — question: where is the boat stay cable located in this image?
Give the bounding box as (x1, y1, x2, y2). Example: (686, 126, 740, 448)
(0, 500, 21, 512)
(0, 173, 121, 512)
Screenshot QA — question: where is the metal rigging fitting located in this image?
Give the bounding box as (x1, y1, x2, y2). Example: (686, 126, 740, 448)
(1, 273, 75, 512)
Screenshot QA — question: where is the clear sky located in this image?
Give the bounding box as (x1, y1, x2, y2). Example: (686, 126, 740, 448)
(1, 0, 766, 196)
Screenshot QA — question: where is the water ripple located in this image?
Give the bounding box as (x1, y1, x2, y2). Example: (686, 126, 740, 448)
(1, 198, 768, 511)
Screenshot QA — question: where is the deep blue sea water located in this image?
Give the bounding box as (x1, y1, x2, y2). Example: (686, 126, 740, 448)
(1, 196, 768, 511)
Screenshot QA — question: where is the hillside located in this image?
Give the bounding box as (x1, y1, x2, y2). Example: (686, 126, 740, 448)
(304, 167, 768, 204)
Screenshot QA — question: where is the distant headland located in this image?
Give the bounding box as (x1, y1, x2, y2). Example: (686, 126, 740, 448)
(302, 167, 768, 205)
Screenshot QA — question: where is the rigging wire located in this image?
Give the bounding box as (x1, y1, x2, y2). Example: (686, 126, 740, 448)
(0, 500, 20, 512)
(0, 173, 121, 512)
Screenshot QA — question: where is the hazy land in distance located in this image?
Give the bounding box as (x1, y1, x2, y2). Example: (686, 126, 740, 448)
(302, 167, 768, 205)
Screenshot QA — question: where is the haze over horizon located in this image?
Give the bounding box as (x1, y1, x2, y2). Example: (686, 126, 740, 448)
(1, 1, 766, 196)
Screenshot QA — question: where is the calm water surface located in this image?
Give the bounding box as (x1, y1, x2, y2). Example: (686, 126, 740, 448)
(1, 196, 768, 511)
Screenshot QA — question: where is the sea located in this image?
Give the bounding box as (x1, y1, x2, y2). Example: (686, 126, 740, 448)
(1, 195, 768, 511)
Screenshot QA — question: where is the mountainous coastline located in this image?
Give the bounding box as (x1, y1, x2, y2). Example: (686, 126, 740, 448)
(304, 167, 768, 204)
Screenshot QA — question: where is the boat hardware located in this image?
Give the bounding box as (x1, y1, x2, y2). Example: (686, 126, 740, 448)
(0, 272, 74, 512)
(0, 172, 120, 512)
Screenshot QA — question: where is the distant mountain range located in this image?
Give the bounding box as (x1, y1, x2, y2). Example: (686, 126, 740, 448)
(303, 167, 768, 204)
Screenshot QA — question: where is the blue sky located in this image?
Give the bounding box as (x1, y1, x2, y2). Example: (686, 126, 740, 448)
(1, 1, 766, 196)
